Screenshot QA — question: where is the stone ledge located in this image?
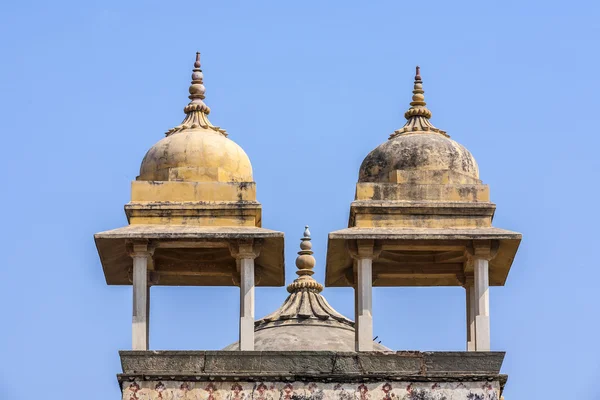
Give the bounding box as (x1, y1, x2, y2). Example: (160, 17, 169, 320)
(119, 351, 505, 379)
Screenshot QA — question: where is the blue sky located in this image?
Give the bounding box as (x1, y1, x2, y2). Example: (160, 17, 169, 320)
(0, 1, 599, 398)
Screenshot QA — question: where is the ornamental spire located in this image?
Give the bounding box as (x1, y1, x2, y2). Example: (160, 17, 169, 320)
(407, 66, 429, 115)
(390, 66, 447, 139)
(166, 52, 227, 137)
(255, 226, 353, 328)
(287, 226, 323, 293)
(187, 52, 210, 114)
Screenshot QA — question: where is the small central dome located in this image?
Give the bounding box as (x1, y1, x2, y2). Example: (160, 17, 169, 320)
(137, 53, 253, 183)
(224, 227, 390, 352)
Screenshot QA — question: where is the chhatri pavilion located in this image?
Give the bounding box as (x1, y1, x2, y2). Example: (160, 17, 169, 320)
(95, 53, 521, 400)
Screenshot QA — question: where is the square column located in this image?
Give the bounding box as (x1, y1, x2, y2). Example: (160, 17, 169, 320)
(464, 275, 476, 351)
(129, 243, 154, 350)
(355, 256, 373, 351)
(230, 241, 261, 351)
(474, 258, 490, 351)
(350, 240, 380, 352)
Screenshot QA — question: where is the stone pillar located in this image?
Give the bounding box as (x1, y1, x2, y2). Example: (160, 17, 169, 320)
(464, 275, 476, 351)
(351, 240, 379, 352)
(129, 243, 154, 351)
(467, 241, 496, 352)
(230, 241, 260, 351)
(474, 258, 490, 351)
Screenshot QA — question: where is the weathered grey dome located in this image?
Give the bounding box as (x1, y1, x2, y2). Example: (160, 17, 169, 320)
(358, 133, 479, 183)
(358, 66, 480, 185)
(223, 289, 390, 351)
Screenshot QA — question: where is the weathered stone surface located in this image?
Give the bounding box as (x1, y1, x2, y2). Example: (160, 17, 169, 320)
(422, 352, 504, 374)
(358, 352, 424, 375)
(204, 351, 262, 374)
(120, 351, 504, 378)
(333, 352, 422, 375)
(359, 133, 480, 184)
(121, 351, 206, 374)
(260, 352, 337, 374)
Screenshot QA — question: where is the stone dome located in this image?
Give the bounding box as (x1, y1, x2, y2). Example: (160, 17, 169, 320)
(359, 133, 479, 182)
(138, 52, 253, 183)
(138, 129, 253, 182)
(359, 66, 479, 184)
(223, 319, 390, 352)
(224, 227, 390, 352)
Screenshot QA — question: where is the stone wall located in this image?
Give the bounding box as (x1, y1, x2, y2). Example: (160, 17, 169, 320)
(122, 380, 500, 400)
(119, 351, 505, 400)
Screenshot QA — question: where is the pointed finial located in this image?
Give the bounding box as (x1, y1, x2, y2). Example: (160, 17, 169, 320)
(187, 52, 209, 112)
(256, 225, 354, 328)
(304, 225, 311, 238)
(389, 66, 448, 138)
(165, 52, 227, 136)
(408, 65, 428, 110)
(287, 226, 323, 293)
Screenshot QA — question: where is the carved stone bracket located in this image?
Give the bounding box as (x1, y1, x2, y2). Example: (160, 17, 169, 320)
(126, 240, 156, 258)
(126, 240, 156, 284)
(228, 239, 263, 286)
(344, 240, 382, 286)
(347, 239, 382, 260)
(229, 239, 262, 261)
(466, 240, 499, 261)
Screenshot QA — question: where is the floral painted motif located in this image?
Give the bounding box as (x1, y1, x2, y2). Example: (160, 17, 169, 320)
(120, 381, 500, 400)
(175, 383, 195, 400)
(206, 383, 218, 400)
(254, 383, 276, 400)
(156, 382, 167, 399)
(381, 383, 396, 400)
(466, 384, 498, 400)
(229, 383, 246, 400)
(405, 383, 447, 400)
(333, 383, 353, 400)
(308, 383, 324, 400)
(282, 384, 294, 400)
(128, 382, 140, 400)
(357, 384, 370, 400)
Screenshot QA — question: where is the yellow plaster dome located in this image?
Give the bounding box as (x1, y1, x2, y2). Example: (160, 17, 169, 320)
(139, 129, 253, 182)
(137, 53, 253, 183)
(358, 67, 479, 184)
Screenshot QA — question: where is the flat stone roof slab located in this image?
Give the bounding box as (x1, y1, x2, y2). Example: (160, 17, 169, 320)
(119, 350, 505, 381)
(95, 225, 285, 286)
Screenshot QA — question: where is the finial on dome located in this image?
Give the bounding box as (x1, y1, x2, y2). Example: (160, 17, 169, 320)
(390, 65, 448, 139)
(287, 226, 323, 293)
(166, 52, 227, 137)
(408, 65, 428, 112)
(186, 52, 210, 113)
(304, 225, 311, 238)
(255, 225, 353, 328)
